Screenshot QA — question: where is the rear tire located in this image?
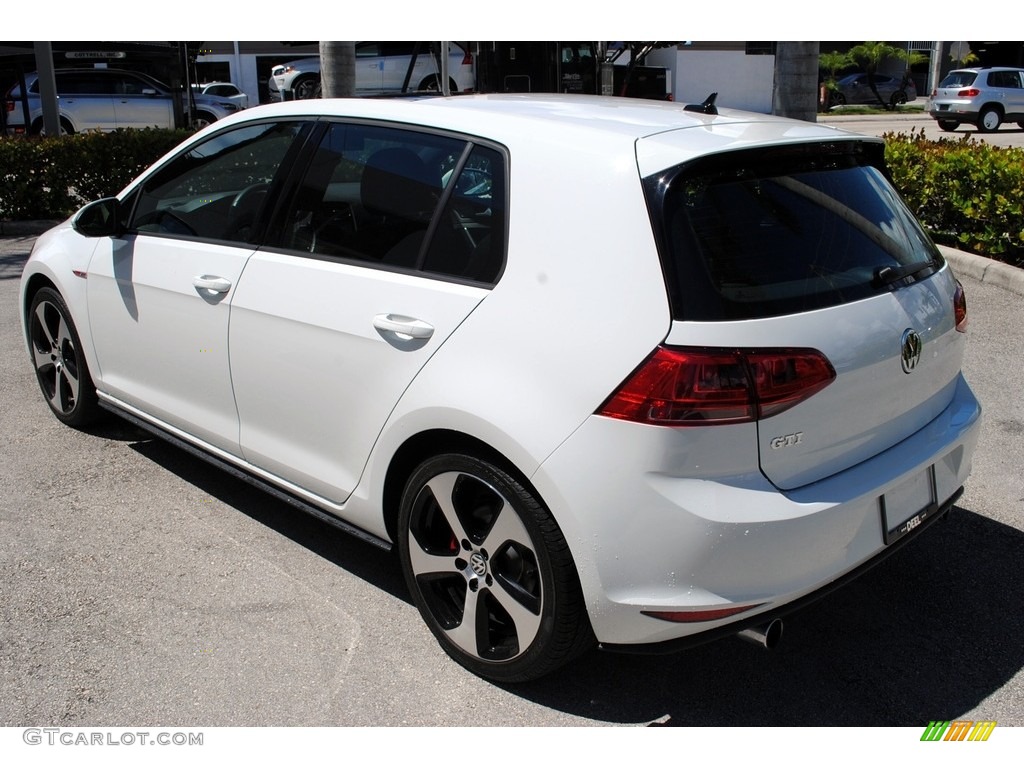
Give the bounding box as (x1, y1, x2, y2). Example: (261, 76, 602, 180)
(978, 106, 1002, 133)
(28, 288, 100, 427)
(397, 453, 594, 682)
(938, 120, 959, 132)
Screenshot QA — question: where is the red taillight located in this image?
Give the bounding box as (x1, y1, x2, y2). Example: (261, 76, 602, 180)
(954, 280, 968, 332)
(598, 346, 835, 426)
(957, 88, 981, 97)
(4, 99, 12, 113)
(461, 51, 473, 66)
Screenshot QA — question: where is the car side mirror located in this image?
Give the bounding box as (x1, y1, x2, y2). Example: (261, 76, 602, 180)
(72, 197, 123, 238)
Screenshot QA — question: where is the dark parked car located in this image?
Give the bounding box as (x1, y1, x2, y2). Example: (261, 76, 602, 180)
(829, 72, 917, 108)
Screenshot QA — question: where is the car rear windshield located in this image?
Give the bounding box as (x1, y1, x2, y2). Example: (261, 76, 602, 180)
(938, 71, 979, 88)
(643, 142, 943, 321)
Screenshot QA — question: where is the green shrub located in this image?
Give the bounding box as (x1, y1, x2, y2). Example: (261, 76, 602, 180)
(0, 128, 191, 220)
(885, 129, 1024, 268)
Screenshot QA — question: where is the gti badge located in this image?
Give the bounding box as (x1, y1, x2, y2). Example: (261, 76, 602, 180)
(901, 328, 923, 373)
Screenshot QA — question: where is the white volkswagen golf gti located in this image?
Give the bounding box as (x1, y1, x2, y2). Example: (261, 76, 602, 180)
(21, 94, 981, 682)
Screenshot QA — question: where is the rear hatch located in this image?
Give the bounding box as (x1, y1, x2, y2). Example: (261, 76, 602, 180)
(642, 139, 966, 490)
(930, 69, 979, 108)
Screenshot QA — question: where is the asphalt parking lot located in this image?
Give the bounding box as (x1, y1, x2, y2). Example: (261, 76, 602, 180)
(1, 233, 1022, 728)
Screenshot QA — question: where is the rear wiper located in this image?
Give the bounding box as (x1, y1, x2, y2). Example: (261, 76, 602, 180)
(873, 258, 936, 286)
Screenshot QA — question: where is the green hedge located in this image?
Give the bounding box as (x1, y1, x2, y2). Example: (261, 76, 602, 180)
(884, 129, 1024, 268)
(3, 127, 1023, 270)
(0, 128, 191, 220)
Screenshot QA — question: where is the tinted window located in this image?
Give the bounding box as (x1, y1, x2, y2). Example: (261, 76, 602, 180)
(278, 122, 504, 283)
(646, 144, 942, 321)
(55, 72, 117, 95)
(130, 121, 305, 243)
(939, 71, 979, 88)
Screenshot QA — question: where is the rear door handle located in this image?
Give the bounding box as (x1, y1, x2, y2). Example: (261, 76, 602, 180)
(193, 275, 232, 294)
(373, 314, 434, 340)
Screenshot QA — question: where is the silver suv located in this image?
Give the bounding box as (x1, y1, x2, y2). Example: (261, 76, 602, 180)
(927, 66, 1024, 132)
(4, 68, 240, 135)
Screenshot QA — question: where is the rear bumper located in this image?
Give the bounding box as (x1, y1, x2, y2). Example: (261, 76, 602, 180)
(533, 373, 981, 647)
(929, 104, 978, 121)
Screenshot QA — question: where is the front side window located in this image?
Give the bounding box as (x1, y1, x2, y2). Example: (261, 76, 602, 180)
(130, 121, 305, 244)
(646, 143, 943, 321)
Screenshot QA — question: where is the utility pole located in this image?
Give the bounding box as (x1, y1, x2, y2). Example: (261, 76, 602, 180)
(773, 41, 820, 122)
(33, 42, 60, 136)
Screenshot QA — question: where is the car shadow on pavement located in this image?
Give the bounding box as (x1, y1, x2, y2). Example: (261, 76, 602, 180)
(122, 429, 409, 603)
(110, 421, 1021, 726)
(513, 504, 1023, 725)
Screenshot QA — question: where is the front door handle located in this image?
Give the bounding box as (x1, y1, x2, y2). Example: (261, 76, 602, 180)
(373, 314, 434, 340)
(193, 275, 232, 294)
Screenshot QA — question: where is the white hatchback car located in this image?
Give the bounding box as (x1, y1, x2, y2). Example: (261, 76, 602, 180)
(20, 95, 981, 682)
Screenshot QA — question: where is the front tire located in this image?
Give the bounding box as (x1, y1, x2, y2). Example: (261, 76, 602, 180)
(291, 75, 320, 100)
(397, 453, 593, 682)
(28, 288, 100, 427)
(938, 119, 960, 132)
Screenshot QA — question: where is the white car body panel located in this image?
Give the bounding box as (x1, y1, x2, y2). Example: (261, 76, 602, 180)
(229, 251, 488, 505)
(86, 235, 254, 454)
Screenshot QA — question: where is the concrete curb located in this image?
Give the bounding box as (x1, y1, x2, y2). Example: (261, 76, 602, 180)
(940, 245, 1024, 297)
(0, 220, 63, 237)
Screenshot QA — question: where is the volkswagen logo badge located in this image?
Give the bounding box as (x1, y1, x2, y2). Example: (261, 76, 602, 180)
(901, 329, 923, 373)
(470, 552, 488, 577)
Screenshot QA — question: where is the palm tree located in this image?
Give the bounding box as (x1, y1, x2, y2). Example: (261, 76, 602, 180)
(819, 50, 852, 110)
(848, 41, 908, 110)
(320, 42, 356, 98)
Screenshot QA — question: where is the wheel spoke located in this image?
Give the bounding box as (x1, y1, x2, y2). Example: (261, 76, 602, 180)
(423, 473, 472, 544)
(32, 343, 54, 373)
(34, 302, 57, 349)
(488, 580, 542, 644)
(444, 587, 485, 655)
(407, 542, 458, 577)
(58, 362, 80, 411)
(480, 498, 532, 553)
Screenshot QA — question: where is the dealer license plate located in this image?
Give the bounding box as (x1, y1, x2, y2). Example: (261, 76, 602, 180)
(881, 465, 937, 545)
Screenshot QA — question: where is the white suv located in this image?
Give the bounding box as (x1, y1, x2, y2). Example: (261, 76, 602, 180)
(927, 66, 1024, 132)
(4, 68, 241, 135)
(268, 42, 475, 100)
(21, 95, 980, 682)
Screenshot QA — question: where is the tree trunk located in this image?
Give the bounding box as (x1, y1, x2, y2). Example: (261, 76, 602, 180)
(320, 41, 356, 98)
(773, 41, 820, 122)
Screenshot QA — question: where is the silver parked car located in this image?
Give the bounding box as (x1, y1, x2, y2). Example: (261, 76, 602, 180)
(21, 94, 980, 682)
(4, 68, 241, 135)
(927, 67, 1024, 132)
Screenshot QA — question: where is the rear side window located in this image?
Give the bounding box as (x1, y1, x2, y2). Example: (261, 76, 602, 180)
(645, 143, 942, 321)
(278, 122, 506, 284)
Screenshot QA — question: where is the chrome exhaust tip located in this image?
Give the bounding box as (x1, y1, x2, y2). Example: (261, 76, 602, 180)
(738, 618, 783, 649)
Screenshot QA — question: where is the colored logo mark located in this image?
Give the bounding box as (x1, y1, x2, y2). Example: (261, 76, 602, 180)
(921, 720, 997, 742)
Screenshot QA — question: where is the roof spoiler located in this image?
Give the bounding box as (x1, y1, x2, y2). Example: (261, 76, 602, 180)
(684, 92, 718, 115)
